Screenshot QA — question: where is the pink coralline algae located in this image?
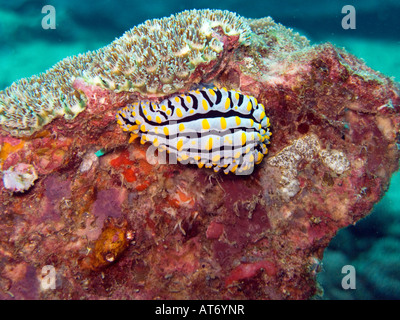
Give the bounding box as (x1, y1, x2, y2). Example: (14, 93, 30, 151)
(0, 10, 400, 300)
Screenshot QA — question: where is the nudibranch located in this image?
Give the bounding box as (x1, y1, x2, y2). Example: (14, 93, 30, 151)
(117, 87, 271, 174)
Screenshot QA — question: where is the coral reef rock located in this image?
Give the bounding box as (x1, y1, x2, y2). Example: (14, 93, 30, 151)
(0, 10, 400, 300)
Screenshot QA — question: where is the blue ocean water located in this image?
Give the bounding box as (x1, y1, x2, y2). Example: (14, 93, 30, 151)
(0, 0, 399, 299)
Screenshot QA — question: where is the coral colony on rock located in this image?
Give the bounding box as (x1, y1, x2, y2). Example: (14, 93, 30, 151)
(0, 9, 399, 299)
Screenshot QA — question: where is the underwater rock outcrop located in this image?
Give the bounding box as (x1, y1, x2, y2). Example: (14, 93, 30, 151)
(0, 9, 399, 299)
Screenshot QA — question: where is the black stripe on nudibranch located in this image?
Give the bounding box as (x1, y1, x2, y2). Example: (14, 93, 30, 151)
(116, 87, 272, 175)
(167, 99, 175, 116)
(199, 90, 214, 108)
(138, 109, 262, 128)
(188, 93, 199, 110)
(149, 102, 156, 113)
(227, 90, 234, 109)
(179, 96, 189, 112)
(214, 89, 222, 105)
(237, 93, 244, 106)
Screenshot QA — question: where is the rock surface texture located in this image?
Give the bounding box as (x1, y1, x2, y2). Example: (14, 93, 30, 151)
(0, 10, 399, 299)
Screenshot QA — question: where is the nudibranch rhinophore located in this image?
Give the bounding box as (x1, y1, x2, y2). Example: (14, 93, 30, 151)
(117, 87, 271, 175)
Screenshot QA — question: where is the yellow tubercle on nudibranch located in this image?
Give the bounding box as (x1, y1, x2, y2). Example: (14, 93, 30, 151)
(116, 88, 271, 175)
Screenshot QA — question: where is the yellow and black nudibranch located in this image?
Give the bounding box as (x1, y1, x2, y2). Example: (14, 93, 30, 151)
(116, 87, 271, 175)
